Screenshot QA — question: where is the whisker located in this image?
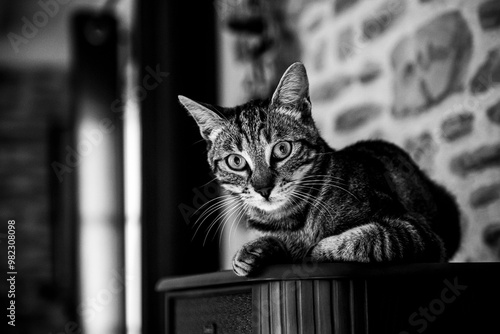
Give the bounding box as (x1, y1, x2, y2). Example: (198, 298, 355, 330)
(291, 191, 326, 218)
(192, 138, 206, 146)
(190, 197, 236, 241)
(217, 199, 245, 240)
(224, 201, 249, 249)
(290, 188, 337, 223)
(232, 202, 250, 247)
(207, 196, 246, 245)
(196, 176, 220, 190)
(218, 205, 237, 248)
(204, 199, 242, 246)
(193, 198, 233, 227)
(292, 178, 350, 189)
(300, 174, 349, 183)
(294, 180, 350, 189)
(312, 152, 335, 156)
(193, 194, 233, 217)
(293, 179, 360, 202)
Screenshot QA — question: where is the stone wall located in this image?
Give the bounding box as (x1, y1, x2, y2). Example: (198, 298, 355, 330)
(219, 0, 500, 262)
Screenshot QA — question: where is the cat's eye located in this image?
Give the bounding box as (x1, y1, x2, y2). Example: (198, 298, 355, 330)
(272, 141, 292, 160)
(226, 154, 247, 171)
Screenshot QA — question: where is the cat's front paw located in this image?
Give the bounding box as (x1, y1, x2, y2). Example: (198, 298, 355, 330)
(232, 237, 287, 277)
(232, 244, 266, 277)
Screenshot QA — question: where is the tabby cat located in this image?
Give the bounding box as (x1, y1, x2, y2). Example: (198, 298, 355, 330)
(179, 62, 461, 277)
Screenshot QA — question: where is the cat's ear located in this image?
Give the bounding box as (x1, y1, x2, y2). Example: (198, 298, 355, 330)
(178, 95, 225, 141)
(271, 62, 311, 116)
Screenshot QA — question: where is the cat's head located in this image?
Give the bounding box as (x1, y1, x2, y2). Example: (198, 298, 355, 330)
(179, 62, 324, 220)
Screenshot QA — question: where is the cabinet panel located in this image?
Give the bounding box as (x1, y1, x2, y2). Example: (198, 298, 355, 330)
(169, 288, 253, 334)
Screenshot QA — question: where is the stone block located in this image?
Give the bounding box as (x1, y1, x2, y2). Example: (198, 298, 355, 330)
(338, 27, 355, 60)
(403, 131, 436, 171)
(440, 112, 474, 141)
(234, 35, 272, 60)
(470, 49, 500, 94)
(484, 223, 500, 259)
(334, 104, 382, 132)
(391, 11, 472, 118)
(450, 143, 500, 177)
(312, 38, 327, 71)
(359, 62, 382, 84)
(305, 12, 325, 32)
(311, 76, 353, 101)
(362, 0, 406, 41)
(486, 100, 500, 125)
(470, 183, 500, 208)
(334, 0, 359, 15)
(216, 0, 263, 28)
(479, 0, 500, 30)
(484, 223, 500, 247)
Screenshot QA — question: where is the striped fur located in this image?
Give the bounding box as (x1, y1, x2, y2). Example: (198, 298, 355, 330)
(179, 62, 461, 277)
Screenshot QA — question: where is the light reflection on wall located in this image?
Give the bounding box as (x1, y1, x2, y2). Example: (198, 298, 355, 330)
(76, 98, 125, 334)
(71, 3, 141, 332)
(73, 12, 125, 334)
(75, 49, 142, 334)
(124, 63, 142, 334)
(77, 105, 125, 334)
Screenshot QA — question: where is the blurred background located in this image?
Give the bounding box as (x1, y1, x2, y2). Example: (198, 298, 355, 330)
(0, 0, 499, 333)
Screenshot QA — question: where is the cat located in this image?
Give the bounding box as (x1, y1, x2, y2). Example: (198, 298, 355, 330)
(179, 62, 461, 277)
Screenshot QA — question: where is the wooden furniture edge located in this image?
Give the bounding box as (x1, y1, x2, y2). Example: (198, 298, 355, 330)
(156, 262, 500, 292)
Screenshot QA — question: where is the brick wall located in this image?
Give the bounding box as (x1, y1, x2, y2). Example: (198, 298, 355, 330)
(219, 0, 500, 262)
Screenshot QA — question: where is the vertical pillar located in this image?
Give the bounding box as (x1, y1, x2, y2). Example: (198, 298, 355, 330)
(72, 12, 125, 334)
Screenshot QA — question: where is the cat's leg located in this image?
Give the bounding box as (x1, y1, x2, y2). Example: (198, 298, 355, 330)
(309, 214, 446, 263)
(233, 236, 290, 276)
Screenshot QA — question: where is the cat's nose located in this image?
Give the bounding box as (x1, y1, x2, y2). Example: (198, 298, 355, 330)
(255, 186, 273, 199)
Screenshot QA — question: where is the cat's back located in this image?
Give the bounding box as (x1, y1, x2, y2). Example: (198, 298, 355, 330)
(339, 140, 444, 212)
(339, 139, 461, 258)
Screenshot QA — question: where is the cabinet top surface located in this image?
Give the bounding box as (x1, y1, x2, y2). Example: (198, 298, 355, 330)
(156, 262, 500, 293)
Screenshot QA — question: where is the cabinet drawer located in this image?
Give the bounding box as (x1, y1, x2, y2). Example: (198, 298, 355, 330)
(168, 287, 253, 334)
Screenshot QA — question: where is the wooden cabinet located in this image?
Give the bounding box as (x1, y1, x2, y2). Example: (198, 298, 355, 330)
(157, 263, 500, 334)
